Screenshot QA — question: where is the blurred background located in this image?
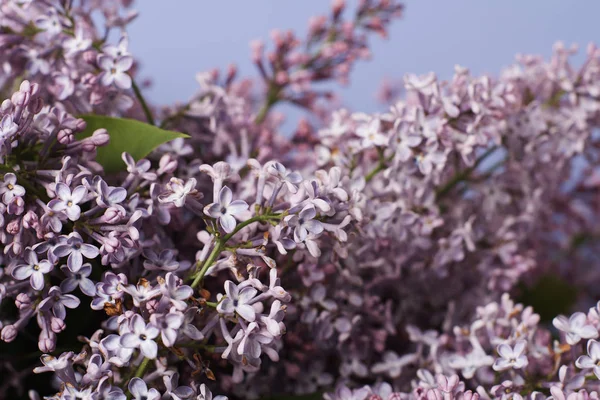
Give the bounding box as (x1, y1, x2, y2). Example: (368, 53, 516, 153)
(129, 1, 600, 118)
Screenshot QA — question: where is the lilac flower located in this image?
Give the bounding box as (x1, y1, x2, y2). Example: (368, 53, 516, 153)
(285, 205, 324, 242)
(48, 183, 87, 221)
(12, 249, 53, 291)
(576, 339, 600, 379)
(163, 372, 195, 400)
(203, 186, 248, 233)
(38, 286, 80, 320)
(150, 312, 183, 347)
(98, 55, 133, 89)
(355, 117, 388, 148)
(158, 177, 198, 207)
(143, 249, 182, 271)
(553, 312, 599, 345)
(128, 378, 160, 400)
(0, 173, 25, 204)
(122, 281, 162, 307)
(53, 232, 99, 272)
(60, 263, 96, 296)
(217, 280, 258, 322)
(120, 314, 160, 359)
(268, 162, 303, 193)
(493, 340, 529, 371)
(32, 353, 77, 385)
(0, 114, 18, 141)
(160, 272, 193, 310)
(196, 384, 228, 400)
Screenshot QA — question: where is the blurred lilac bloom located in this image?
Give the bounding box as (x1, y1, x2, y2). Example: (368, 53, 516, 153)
(493, 340, 528, 371)
(553, 312, 598, 345)
(576, 339, 600, 379)
(98, 55, 133, 90)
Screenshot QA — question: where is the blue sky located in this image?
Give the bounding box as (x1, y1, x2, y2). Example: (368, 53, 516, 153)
(129, 1, 600, 115)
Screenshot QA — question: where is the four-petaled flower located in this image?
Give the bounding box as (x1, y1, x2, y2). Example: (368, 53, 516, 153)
(49, 183, 87, 221)
(203, 186, 248, 233)
(217, 281, 257, 322)
(576, 339, 600, 379)
(493, 340, 529, 371)
(98, 55, 133, 90)
(53, 232, 99, 272)
(553, 312, 599, 345)
(120, 314, 160, 359)
(285, 205, 324, 243)
(0, 173, 25, 204)
(12, 249, 53, 291)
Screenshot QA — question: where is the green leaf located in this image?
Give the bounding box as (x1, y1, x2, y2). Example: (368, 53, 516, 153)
(77, 115, 189, 173)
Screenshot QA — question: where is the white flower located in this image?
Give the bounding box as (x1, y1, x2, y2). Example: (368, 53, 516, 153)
(553, 312, 598, 345)
(98, 55, 133, 89)
(355, 118, 388, 149)
(576, 339, 600, 379)
(493, 340, 528, 371)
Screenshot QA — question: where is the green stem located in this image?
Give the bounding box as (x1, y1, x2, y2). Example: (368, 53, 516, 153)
(435, 146, 499, 200)
(190, 214, 282, 289)
(365, 150, 391, 183)
(254, 85, 280, 124)
(134, 357, 150, 378)
(132, 80, 155, 126)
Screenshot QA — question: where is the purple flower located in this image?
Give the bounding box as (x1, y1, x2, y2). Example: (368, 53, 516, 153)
(285, 205, 324, 243)
(12, 249, 53, 291)
(128, 377, 160, 400)
(98, 55, 133, 90)
(48, 183, 87, 221)
(203, 186, 248, 233)
(38, 286, 80, 320)
(158, 177, 198, 207)
(160, 272, 193, 310)
(576, 339, 600, 379)
(60, 263, 96, 296)
(120, 314, 160, 359)
(217, 281, 257, 322)
(150, 312, 183, 347)
(267, 162, 303, 193)
(196, 384, 228, 400)
(493, 340, 528, 371)
(553, 312, 598, 345)
(53, 232, 99, 272)
(0, 115, 18, 141)
(0, 173, 25, 204)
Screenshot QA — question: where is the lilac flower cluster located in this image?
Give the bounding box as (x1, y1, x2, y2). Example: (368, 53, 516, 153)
(2, 1, 600, 400)
(325, 295, 600, 400)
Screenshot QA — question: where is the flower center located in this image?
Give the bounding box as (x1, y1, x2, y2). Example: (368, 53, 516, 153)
(110, 68, 117, 75)
(67, 201, 73, 207)
(7, 183, 13, 190)
(139, 334, 147, 341)
(33, 264, 40, 271)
